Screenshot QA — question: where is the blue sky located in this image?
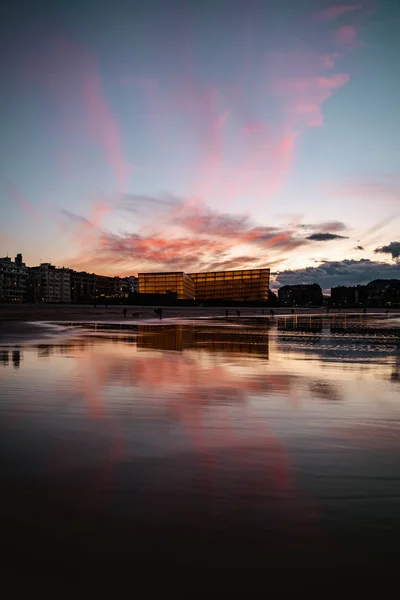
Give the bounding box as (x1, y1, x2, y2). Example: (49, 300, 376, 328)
(1, 0, 399, 289)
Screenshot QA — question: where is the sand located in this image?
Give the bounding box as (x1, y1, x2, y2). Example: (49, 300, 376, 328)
(0, 302, 396, 323)
(0, 303, 398, 345)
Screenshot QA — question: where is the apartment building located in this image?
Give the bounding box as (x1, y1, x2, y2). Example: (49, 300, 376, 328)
(0, 254, 28, 302)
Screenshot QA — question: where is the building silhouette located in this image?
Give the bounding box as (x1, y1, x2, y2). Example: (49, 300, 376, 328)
(331, 285, 368, 308)
(278, 283, 323, 307)
(28, 263, 71, 303)
(330, 280, 400, 308)
(0, 254, 28, 302)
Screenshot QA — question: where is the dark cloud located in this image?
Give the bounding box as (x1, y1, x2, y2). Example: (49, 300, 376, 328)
(374, 241, 400, 260)
(306, 232, 348, 241)
(273, 259, 400, 292)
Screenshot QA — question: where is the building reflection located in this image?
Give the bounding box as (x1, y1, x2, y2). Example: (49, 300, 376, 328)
(137, 324, 269, 357)
(37, 345, 54, 358)
(12, 350, 21, 369)
(0, 350, 9, 366)
(277, 316, 323, 333)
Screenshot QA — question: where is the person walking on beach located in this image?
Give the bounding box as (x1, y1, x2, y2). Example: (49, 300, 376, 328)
(236, 310, 240, 318)
(225, 310, 229, 319)
(123, 308, 127, 318)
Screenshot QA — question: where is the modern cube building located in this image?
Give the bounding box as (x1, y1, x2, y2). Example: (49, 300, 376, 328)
(138, 272, 196, 300)
(138, 268, 270, 302)
(189, 268, 269, 302)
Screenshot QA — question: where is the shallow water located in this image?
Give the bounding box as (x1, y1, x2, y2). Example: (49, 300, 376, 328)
(1, 315, 400, 570)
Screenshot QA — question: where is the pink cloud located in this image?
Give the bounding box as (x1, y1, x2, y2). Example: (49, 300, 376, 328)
(269, 57, 350, 131)
(30, 37, 133, 193)
(82, 70, 132, 192)
(0, 177, 41, 221)
(61, 195, 316, 275)
(314, 4, 363, 21)
(336, 25, 357, 46)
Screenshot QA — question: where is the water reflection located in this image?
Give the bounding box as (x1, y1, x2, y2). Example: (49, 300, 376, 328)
(277, 316, 323, 333)
(1, 317, 400, 568)
(12, 350, 21, 369)
(0, 350, 9, 366)
(137, 324, 269, 356)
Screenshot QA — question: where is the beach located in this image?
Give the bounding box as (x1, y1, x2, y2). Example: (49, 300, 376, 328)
(0, 302, 396, 324)
(1, 312, 400, 571)
(0, 302, 397, 345)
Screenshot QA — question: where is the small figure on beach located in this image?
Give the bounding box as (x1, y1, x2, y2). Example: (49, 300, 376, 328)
(131, 312, 140, 318)
(123, 308, 127, 318)
(236, 310, 240, 317)
(225, 310, 229, 318)
(363, 307, 367, 314)
(270, 309, 275, 316)
(154, 308, 163, 319)
(291, 308, 295, 314)
(261, 309, 264, 315)
(326, 307, 330, 313)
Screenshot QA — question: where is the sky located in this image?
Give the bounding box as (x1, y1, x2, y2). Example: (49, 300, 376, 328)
(1, 0, 399, 291)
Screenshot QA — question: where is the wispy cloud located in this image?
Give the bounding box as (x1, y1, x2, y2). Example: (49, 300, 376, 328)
(0, 176, 41, 221)
(29, 36, 133, 193)
(336, 24, 357, 46)
(313, 4, 363, 22)
(61, 194, 315, 274)
(120, 4, 361, 217)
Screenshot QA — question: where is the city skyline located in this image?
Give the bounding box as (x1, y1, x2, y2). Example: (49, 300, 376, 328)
(1, 0, 400, 290)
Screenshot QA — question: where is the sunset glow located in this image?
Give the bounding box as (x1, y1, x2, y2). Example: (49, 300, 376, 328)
(1, 0, 399, 290)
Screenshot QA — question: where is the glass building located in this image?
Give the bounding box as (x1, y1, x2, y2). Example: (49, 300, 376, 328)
(189, 268, 270, 302)
(138, 272, 195, 300)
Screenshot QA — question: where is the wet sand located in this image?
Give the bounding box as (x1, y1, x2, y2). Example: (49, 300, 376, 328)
(0, 303, 396, 324)
(0, 321, 73, 345)
(1, 317, 400, 572)
(1, 304, 398, 346)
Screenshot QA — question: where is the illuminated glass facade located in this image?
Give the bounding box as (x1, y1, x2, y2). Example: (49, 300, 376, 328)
(138, 272, 195, 300)
(189, 268, 270, 301)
